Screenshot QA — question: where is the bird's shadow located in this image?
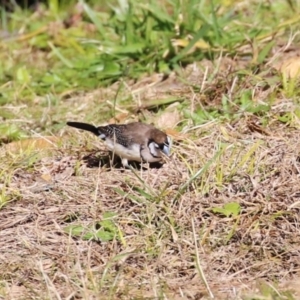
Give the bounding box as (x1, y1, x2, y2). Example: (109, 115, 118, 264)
(82, 152, 163, 170)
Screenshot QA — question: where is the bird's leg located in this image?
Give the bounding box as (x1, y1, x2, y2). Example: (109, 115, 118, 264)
(121, 158, 130, 168)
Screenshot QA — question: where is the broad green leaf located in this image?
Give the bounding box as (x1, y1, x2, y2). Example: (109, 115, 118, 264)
(211, 202, 241, 217)
(100, 62, 121, 77)
(64, 211, 119, 242)
(16, 67, 31, 84)
(94, 229, 116, 242)
(64, 225, 85, 236)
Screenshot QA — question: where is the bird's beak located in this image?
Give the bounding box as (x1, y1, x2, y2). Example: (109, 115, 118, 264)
(162, 145, 170, 156)
(162, 136, 172, 156)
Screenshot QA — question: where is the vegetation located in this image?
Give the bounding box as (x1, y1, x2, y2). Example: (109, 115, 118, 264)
(1, 0, 300, 299)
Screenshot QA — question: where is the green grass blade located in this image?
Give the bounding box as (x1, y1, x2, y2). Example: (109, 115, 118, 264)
(173, 144, 226, 201)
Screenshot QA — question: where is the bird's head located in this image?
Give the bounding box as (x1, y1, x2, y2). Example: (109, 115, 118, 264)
(148, 129, 171, 158)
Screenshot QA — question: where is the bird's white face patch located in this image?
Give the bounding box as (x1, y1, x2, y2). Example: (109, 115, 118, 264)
(99, 133, 106, 140)
(148, 136, 171, 158)
(141, 147, 162, 162)
(148, 142, 161, 158)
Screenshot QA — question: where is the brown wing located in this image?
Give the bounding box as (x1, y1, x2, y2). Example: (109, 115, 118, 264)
(98, 122, 156, 147)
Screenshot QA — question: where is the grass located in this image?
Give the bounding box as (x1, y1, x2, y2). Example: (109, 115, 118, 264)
(1, 0, 300, 299)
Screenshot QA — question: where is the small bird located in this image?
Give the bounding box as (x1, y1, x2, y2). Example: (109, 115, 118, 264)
(67, 121, 171, 167)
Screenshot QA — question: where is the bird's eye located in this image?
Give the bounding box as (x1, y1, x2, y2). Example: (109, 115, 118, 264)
(155, 143, 166, 150)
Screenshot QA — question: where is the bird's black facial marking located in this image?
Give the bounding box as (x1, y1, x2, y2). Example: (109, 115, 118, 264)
(149, 139, 164, 151)
(164, 138, 169, 147)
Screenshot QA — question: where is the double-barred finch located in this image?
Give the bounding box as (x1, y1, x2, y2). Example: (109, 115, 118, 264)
(67, 121, 171, 167)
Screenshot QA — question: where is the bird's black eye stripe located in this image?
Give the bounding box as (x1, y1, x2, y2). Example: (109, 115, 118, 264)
(148, 139, 168, 150)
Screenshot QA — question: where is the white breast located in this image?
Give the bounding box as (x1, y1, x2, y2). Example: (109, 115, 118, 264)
(104, 138, 142, 162)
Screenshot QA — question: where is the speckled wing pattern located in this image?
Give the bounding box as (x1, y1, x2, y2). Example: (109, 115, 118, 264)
(97, 124, 133, 148)
(97, 123, 160, 149)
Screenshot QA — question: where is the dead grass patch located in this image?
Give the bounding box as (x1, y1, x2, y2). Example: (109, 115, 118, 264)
(2, 50, 300, 298)
(1, 100, 300, 298)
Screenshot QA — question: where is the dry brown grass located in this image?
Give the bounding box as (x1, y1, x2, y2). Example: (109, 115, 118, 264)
(1, 55, 300, 299)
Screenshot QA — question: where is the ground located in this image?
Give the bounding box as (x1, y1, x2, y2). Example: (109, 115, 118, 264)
(1, 57, 300, 299)
(1, 1, 300, 299)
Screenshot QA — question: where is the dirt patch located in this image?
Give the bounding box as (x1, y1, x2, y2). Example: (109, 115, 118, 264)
(1, 110, 300, 298)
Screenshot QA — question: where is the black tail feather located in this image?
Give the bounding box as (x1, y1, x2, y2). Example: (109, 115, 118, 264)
(67, 122, 99, 136)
